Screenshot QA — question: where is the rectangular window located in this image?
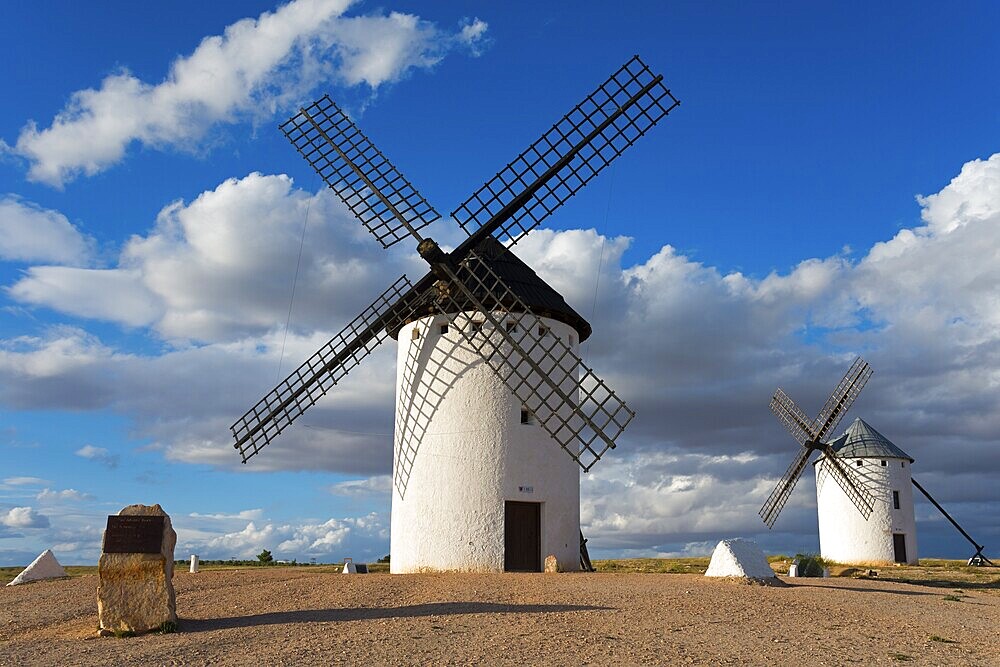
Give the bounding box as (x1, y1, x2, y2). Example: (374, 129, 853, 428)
(856, 460, 863, 467)
(520, 407, 535, 425)
(880, 460, 887, 467)
(506, 320, 518, 333)
(470, 321, 483, 333)
(439, 324, 449, 335)
(538, 325, 550, 337)
(411, 327, 420, 341)
(893, 490, 900, 510)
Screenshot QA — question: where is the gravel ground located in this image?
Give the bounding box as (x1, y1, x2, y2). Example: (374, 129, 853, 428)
(2, 569, 998, 666)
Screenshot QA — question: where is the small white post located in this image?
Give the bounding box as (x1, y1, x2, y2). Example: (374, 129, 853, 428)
(189, 554, 199, 573)
(787, 563, 798, 577)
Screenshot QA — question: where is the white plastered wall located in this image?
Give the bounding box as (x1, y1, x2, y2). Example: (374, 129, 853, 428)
(815, 456, 918, 565)
(390, 312, 581, 573)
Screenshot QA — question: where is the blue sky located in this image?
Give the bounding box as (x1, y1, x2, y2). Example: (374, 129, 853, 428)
(1, 1, 998, 565)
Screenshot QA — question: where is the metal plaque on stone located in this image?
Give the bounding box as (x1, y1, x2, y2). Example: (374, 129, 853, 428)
(103, 515, 165, 554)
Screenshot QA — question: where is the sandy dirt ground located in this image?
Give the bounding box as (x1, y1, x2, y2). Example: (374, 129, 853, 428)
(2, 569, 998, 666)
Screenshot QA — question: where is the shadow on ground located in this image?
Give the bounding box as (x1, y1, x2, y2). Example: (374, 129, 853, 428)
(793, 582, 940, 597)
(181, 601, 611, 632)
(873, 576, 1000, 591)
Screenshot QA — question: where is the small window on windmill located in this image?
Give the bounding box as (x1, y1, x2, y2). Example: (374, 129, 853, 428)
(411, 327, 420, 341)
(538, 325, 550, 338)
(470, 320, 483, 334)
(520, 406, 536, 425)
(893, 490, 900, 510)
(901, 461, 905, 468)
(506, 319, 519, 333)
(569, 334, 576, 346)
(880, 460, 887, 467)
(439, 324, 449, 335)
(856, 460, 863, 467)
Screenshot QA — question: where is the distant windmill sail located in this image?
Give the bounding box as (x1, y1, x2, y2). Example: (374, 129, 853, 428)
(231, 55, 679, 470)
(760, 358, 878, 528)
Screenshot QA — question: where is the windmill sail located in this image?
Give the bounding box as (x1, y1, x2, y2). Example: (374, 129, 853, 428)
(232, 275, 426, 463)
(281, 96, 441, 248)
(769, 388, 815, 445)
(451, 55, 679, 247)
(816, 444, 876, 519)
(759, 357, 878, 528)
(433, 249, 634, 471)
(234, 56, 676, 470)
(759, 445, 812, 528)
(813, 357, 872, 440)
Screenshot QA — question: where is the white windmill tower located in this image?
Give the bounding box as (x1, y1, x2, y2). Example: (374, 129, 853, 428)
(815, 418, 917, 564)
(390, 238, 593, 572)
(230, 57, 680, 572)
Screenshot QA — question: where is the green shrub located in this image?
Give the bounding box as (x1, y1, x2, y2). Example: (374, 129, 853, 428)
(794, 553, 828, 577)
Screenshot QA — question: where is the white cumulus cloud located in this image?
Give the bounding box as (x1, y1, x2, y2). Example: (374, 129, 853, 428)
(1, 506, 50, 529)
(36, 488, 93, 503)
(0, 196, 94, 264)
(328, 475, 391, 497)
(74, 444, 120, 469)
(185, 512, 384, 560)
(8, 172, 428, 342)
(9, 0, 489, 187)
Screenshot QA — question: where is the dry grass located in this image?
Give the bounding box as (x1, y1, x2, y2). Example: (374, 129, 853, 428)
(593, 557, 710, 574)
(0, 562, 394, 586)
(4, 558, 995, 589)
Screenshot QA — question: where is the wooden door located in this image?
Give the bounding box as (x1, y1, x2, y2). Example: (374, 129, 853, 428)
(504, 501, 541, 572)
(892, 533, 907, 563)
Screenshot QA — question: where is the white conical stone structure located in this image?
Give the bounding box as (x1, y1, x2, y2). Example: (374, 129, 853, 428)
(389, 239, 587, 573)
(6, 549, 67, 586)
(815, 418, 918, 565)
(704, 538, 776, 580)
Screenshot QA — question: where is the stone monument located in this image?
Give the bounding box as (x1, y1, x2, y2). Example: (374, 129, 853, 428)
(544, 554, 562, 573)
(97, 504, 177, 635)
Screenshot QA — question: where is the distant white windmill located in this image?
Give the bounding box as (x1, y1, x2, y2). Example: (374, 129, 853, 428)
(763, 358, 992, 566)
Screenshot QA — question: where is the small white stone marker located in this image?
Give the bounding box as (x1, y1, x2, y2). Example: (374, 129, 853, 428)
(6, 549, 67, 586)
(189, 554, 199, 573)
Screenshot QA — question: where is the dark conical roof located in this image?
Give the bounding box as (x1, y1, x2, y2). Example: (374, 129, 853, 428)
(393, 236, 592, 341)
(815, 418, 914, 464)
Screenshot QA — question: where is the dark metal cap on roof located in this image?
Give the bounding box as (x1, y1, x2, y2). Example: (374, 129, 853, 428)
(391, 236, 592, 341)
(815, 418, 914, 464)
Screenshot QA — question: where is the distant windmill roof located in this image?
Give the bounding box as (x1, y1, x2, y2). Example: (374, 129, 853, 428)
(393, 236, 592, 341)
(816, 418, 914, 463)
